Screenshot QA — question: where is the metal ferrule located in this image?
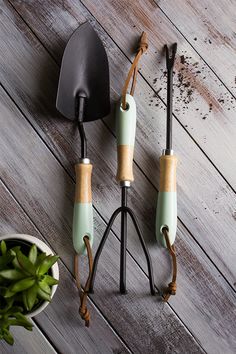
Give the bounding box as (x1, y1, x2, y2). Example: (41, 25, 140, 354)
(120, 181, 131, 188)
(162, 149, 174, 156)
(79, 158, 90, 164)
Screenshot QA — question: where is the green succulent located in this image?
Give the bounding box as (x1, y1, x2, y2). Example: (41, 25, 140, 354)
(0, 301, 33, 345)
(0, 240, 59, 345)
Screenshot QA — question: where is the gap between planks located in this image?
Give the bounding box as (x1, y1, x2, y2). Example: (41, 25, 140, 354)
(1, 85, 234, 353)
(78, 0, 236, 193)
(0, 104, 204, 353)
(6, 0, 236, 290)
(1, 319, 58, 354)
(7, 0, 236, 196)
(0, 178, 132, 354)
(0, 176, 203, 354)
(0, 2, 236, 352)
(0, 84, 208, 352)
(152, 0, 236, 100)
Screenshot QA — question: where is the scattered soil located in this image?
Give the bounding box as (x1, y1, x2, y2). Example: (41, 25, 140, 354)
(146, 50, 236, 119)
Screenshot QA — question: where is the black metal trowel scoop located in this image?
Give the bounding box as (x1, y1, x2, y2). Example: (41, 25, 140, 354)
(56, 22, 110, 256)
(57, 22, 110, 122)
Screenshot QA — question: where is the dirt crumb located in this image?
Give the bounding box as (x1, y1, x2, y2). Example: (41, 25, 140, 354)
(180, 55, 185, 64)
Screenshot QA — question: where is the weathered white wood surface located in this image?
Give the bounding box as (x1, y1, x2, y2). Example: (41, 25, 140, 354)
(0, 0, 235, 353)
(156, 0, 236, 95)
(0, 185, 130, 354)
(1, 320, 57, 354)
(81, 0, 236, 187)
(0, 78, 204, 353)
(0, 35, 235, 354)
(3, 0, 236, 286)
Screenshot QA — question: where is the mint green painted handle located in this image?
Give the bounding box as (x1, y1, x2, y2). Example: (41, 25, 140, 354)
(156, 191, 177, 247)
(72, 162, 93, 255)
(116, 93, 136, 146)
(73, 202, 93, 255)
(116, 94, 137, 182)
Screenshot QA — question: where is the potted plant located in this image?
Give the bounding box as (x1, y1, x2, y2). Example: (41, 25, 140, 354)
(0, 234, 59, 345)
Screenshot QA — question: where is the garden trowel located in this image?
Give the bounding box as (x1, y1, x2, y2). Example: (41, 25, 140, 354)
(56, 22, 110, 255)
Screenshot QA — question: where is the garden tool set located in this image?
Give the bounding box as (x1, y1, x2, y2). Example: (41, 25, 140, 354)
(56, 22, 179, 326)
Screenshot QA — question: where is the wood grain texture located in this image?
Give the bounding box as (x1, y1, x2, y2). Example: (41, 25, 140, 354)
(0, 87, 203, 352)
(156, 0, 236, 95)
(116, 145, 134, 182)
(3, 0, 236, 288)
(1, 1, 236, 353)
(81, 0, 236, 189)
(1, 321, 57, 354)
(0, 183, 130, 354)
(159, 155, 178, 192)
(0, 55, 236, 354)
(75, 163, 93, 203)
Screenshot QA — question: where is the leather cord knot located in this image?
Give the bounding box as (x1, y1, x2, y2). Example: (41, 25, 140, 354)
(162, 228, 177, 302)
(74, 236, 93, 327)
(138, 32, 148, 53)
(121, 31, 148, 110)
(167, 281, 177, 295)
(79, 306, 90, 327)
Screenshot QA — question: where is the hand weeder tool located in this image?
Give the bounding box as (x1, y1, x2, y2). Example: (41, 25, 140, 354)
(156, 43, 178, 301)
(56, 22, 110, 326)
(89, 32, 155, 296)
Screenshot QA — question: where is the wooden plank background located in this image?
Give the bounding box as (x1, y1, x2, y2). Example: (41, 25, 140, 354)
(0, 0, 235, 353)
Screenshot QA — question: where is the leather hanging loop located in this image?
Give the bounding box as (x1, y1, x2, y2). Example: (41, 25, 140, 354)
(162, 228, 177, 302)
(74, 236, 93, 327)
(121, 31, 148, 110)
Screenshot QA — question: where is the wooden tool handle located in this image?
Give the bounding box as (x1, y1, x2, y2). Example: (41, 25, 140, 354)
(116, 145, 134, 182)
(156, 155, 178, 247)
(75, 163, 92, 203)
(73, 162, 93, 255)
(159, 155, 178, 192)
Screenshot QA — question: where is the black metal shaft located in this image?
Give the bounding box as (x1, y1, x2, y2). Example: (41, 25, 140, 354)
(165, 43, 177, 152)
(127, 209, 155, 295)
(77, 96, 87, 159)
(89, 207, 122, 293)
(120, 187, 128, 294)
(166, 66, 173, 151)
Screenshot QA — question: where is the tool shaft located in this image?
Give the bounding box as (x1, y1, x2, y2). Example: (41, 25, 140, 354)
(120, 186, 128, 294)
(166, 67, 173, 151)
(77, 96, 87, 159)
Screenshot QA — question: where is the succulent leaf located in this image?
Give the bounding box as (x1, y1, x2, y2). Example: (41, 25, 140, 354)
(38, 255, 59, 275)
(16, 250, 36, 275)
(23, 284, 38, 311)
(44, 275, 59, 286)
(10, 278, 35, 293)
(2, 329, 14, 345)
(0, 269, 26, 281)
(4, 289, 17, 299)
(28, 245, 37, 265)
(15, 313, 33, 329)
(38, 280, 51, 295)
(35, 252, 47, 268)
(0, 241, 7, 256)
(37, 287, 51, 302)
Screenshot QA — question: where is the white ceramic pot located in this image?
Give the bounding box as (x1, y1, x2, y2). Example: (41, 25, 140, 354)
(0, 234, 59, 317)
